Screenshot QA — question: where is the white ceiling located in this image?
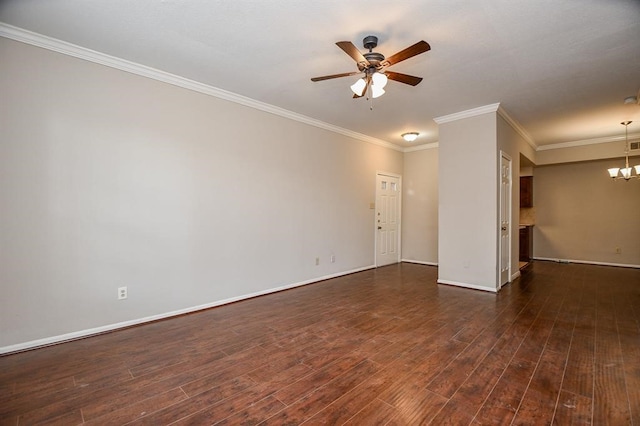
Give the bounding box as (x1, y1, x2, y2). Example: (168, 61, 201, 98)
(1, 0, 639, 149)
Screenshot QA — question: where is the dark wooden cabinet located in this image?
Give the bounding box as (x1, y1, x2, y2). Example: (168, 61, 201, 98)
(519, 226, 533, 262)
(520, 176, 533, 208)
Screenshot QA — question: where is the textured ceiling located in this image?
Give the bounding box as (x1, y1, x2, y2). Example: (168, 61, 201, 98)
(1, 0, 639, 149)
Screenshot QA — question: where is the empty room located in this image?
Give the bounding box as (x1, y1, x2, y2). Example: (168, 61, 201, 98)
(1, 1, 639, 424)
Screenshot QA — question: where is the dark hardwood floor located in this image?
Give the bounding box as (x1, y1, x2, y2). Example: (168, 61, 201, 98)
(1, 261, 639, 425)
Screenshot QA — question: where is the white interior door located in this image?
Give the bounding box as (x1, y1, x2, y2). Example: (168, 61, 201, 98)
(375, 173, 401, 267)
(499, 153, 512, 287)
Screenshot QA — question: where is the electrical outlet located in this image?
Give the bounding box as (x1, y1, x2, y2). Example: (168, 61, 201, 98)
(315, 257, 320, 266)
(118, 286, 127, 300)
(615, 247, 622, 254)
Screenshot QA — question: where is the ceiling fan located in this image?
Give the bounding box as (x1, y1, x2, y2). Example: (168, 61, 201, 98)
(311, 35, 431, 99)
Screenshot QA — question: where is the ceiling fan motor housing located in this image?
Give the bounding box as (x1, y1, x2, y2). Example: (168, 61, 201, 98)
(363, 35, 378, 50)
(364, 52, 385, 65)
(360, 36, 385, 70)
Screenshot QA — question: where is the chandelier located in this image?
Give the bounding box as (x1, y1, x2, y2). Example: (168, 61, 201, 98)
(608, 121, 640, 180)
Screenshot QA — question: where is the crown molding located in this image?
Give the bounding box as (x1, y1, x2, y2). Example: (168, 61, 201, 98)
(0, 23, 402, 152)
(5, 23, 634, 157)
(432, 103, 539, 151)
(496, 106, 537, 150)
(537, 133, 640, 151)
(403, 142, 439, 153)
(433, 103, 501, 124)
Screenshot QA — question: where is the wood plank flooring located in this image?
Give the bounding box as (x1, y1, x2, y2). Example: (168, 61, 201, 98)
(1, 261, 639, 425)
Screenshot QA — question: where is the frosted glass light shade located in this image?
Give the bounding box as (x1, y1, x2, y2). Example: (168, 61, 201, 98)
(621, 167, 632, 179)
(371, 86, 385, 98)
(401, 132, 419, 142)
(635, 165, 640, 174)
(608, 168, 620, 178)
(371, 72, 388, 88)
(350, 78, 366, 95)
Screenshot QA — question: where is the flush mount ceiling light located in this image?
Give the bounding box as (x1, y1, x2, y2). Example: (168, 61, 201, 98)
(401, 132, 419, 142)
(607, 121, 640, 180)
(624, 90, 640, 105)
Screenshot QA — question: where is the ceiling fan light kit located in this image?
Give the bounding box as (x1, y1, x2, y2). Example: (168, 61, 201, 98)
(607, 121, 640, 181)
(311, 35, 430, 101)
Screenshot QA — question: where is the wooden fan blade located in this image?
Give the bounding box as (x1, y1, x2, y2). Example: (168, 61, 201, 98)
(382, 40, 431, 67)
(336, 41, 370, 67)
(311, 71, 361, 82)
(385, 71, 423, 86)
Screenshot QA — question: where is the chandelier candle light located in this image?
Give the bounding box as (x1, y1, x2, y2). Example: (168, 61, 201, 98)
(608, 121, 640, 180)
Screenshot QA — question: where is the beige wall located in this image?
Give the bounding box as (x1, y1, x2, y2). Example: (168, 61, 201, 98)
(0, 38, 403, 351)
(401, 147, 438, 264)
(438, 112, 498, 291)
(534, 159, 640, 266)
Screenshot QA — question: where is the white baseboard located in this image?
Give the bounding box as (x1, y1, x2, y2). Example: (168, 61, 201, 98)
(0, 265, 375, 355)
(533, 257, 640, 269)
(401, 259, 438, 266)
(437, 279, 498, 293)
(510, 270, 521, 281)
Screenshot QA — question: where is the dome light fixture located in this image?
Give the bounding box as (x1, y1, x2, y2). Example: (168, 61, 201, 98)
(624, 95, 638, 105)
(401, 132, 419, 142)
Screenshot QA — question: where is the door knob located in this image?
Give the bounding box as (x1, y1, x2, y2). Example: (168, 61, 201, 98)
(501, 226, 507, 231)
(378, 226, 382, 230)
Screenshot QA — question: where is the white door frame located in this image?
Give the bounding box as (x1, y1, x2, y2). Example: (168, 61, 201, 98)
(375, 171, 402, 267)
(499, 152, 512, 288)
